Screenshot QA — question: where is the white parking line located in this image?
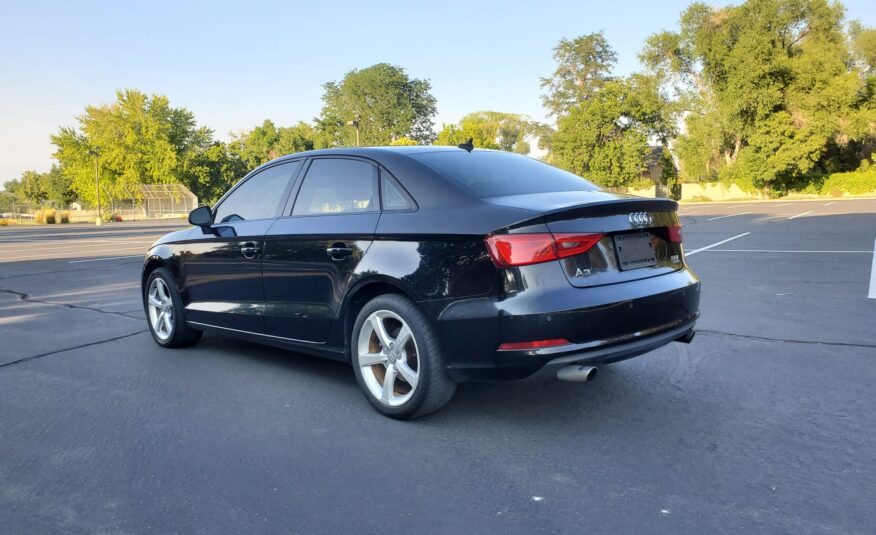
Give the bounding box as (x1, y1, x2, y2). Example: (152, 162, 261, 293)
(825, 201, 836, 206)
(69, 255, 144, 264)
(772, 203, 791, 207)
(703, 249, 870, 254)
(707, 212, 750, 221)
(869, 238, 876, 299)
(0, 239, 154, 252)
(685, 232, 751, 256)
(0, 245, 148, 262)
(788, 210, 814, 220)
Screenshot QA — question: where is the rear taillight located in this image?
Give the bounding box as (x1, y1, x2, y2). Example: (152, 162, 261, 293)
(484, 233, 604, 268)
(668, 224, 683, 243)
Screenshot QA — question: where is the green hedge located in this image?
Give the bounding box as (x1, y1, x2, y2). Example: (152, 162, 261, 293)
(817, 169, 876, 196)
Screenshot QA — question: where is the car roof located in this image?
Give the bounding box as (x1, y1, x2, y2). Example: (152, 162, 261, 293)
(262, 145, 473, 164)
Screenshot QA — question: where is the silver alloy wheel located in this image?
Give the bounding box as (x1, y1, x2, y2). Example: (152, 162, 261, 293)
(357, 309, 420, 407)
(147, 277, 174, 342)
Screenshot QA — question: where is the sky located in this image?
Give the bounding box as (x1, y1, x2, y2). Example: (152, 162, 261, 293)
(1, 0, 874, 182)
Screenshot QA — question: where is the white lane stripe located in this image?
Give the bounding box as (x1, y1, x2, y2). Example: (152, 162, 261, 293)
(869, 238, 876, 299)
(0, 239, 154, 252)
(707, 212, 750, 221)
(685, 232, 751, 256)
(69, 255, 144, 264)
(772, 203, 791, 207)
(1, 245, 147, 261)
(825, 201, 836, 206)
(702, 249, 870, 254)
(788, 210, 814, 220)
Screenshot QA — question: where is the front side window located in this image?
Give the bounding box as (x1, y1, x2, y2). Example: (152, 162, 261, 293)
(292, 159, 377, 216)
(214, 161, 301, 223)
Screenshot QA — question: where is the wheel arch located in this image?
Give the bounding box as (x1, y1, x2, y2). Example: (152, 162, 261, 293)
(141, 246, 183, 293)
(334, 276, 423, 360)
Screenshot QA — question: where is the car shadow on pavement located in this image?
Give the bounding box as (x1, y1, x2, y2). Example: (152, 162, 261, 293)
(195, 331, 677, 428)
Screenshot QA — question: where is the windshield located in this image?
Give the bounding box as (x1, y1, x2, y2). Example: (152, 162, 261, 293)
(410, 150, 599, 198)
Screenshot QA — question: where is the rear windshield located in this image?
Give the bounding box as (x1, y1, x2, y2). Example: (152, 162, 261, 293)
(410, 150, 599, 198)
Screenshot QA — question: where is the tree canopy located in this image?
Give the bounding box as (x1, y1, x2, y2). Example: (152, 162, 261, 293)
(318, 63, 437, 146)
(641, 0, 876, 189)
(436, 112, 542, 153)
(542, 32, 675, 188)
(540, 32, 618, 118)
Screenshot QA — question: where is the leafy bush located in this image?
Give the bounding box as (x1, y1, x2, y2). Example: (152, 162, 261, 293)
(818, 169, 876, 196)
(59, 211, 70, 224)
(35, 208, 58, 224)
(0, 218, 13, 226)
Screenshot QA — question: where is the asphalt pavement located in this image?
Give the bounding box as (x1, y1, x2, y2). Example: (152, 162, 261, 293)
(1, 201, 875, 534)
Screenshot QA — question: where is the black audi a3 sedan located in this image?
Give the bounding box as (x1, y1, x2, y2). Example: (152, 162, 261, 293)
(142, 147, 699, 418)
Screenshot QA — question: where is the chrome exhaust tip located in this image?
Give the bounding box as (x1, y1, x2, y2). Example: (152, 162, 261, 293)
(556, 365, 598, 383)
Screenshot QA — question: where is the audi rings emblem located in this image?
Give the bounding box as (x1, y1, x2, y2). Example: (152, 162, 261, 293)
(629, 212, 653, 227)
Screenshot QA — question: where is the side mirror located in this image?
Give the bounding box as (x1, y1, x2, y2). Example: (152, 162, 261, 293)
(188, 205, 213, 227)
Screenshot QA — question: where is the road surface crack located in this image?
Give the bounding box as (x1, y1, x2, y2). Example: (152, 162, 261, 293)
(0, 287, 142, 321)
(698, 329, 876, 349)
(0, 330, 147, 370)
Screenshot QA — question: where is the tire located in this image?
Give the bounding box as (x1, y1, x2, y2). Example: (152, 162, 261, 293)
(144, 267, 202, 348)
(351, 294, 456, 419)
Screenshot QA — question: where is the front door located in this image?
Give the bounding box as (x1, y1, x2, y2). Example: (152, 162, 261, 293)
(184, 160, 302, 332)
(262, 157, 379, 342)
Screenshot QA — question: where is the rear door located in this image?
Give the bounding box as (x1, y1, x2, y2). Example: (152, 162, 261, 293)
(184, 160, 302, 331)
(261, 157, 380, 342)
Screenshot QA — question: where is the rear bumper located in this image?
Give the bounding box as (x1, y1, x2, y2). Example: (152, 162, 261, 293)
(432, 266, 700, 382)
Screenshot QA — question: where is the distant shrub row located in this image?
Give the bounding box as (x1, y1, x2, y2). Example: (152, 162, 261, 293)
(34, 209, 71, 224)
(785, 168, 876, 197)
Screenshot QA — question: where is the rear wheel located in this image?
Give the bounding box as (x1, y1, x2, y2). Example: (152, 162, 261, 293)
(144, 267, 202, 348)
(351, 294, 455, 419)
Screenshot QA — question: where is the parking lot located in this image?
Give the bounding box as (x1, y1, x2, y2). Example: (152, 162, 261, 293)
(1, 199, 875, 533)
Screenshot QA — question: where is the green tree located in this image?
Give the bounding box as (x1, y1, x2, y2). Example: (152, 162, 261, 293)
(1, 166, 75, 206)
(318, 63, 437, 146)
(229, 120, 323, 170)
(52, 89, 215, 206)
(551, 78, 673, 188)
(540, 32, 618, 118)
(436, 111, 540, 153)
(850, 20, 876, 74)
(642, 0, 876, 188)
(185, 142, 248, 205)
(388, 136, 418, 146)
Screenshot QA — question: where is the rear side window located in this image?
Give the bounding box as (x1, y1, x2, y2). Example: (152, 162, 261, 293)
(411, 151, 599, 198)
(214, 160, 301, 223)
(292, 158, 377, 216)
(380, 171, 413, 211)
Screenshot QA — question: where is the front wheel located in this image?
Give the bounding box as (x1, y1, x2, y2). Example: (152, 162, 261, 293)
(351, 294, 456, 419)
(144, 267, 202, 348)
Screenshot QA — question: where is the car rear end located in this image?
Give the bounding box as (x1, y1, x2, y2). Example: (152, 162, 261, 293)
(475, 197, 699, 379)
(408, 150, 700, 381)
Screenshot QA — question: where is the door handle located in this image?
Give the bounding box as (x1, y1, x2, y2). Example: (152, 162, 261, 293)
(326, 242, 353, 260)
(240, 241, 259, 259)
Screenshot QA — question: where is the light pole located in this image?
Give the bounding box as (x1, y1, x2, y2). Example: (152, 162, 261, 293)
(346, 119, 360, 147)
(87, 149, 101, 224)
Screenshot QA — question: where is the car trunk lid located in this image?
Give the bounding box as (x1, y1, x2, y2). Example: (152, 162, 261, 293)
(485, 192, 684, 288)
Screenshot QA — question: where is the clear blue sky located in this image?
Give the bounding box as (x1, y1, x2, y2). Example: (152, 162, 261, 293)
(1, 0, 874, 182)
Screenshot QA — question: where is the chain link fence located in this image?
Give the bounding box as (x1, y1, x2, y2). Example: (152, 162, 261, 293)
(0, 184, 197, 224)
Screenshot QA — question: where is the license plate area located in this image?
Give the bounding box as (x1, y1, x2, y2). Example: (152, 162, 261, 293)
(614, 232, 657, 270)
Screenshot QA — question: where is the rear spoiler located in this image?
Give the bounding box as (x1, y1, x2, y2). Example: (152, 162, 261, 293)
(539, 197, 677, 223)
(499, 197, 678, 233)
